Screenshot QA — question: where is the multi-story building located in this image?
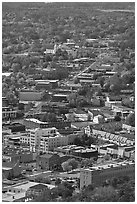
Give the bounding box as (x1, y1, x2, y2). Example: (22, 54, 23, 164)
(23, 118, 71, 130)
(29, 127, 57, 151)
(40, 135, 68, 152)
(3, 131, 30, 147)
(80, 161, 135, 189)
(2, 107, 17, 120)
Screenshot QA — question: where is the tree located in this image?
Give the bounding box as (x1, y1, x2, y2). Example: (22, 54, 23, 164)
(55, 178, 61, 186)
(80, 158, 94, 168)
(74, 137, 82, 146)
(125, 112, 135, 127)
(67, 158, 79, 169)
(114, 115, 121, 121)
(97, 76, 105, 88)
(45, 54, 52, 62)
(62, 162, 72, 172)
(11, 63, 21, 73)
(118, 180, 135, 202)
(91, 186, 118, 202)
(74, 77, 79, 84)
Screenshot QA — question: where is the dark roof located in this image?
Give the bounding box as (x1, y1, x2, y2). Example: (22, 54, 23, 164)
(29, 184, 48, 190)
(100, 146, 107, 150)
(40, 154, 54, 159)
(2, 161, 17, 168)
(125, 146, 135, 152)
(121, 133, 135, 140)
(89, 109, 103, 117)
(45, 44, 54, 49)
(107, 145, 118, 150)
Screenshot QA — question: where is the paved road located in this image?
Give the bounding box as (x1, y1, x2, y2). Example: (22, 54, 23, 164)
(73, 61, 98, 79)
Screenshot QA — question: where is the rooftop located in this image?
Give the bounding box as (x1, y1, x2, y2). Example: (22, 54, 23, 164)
(40, 153, 55, 159)
(24, 118, 48, 124)
(29, 183, 48, 190)
(83, 161, 135, 172)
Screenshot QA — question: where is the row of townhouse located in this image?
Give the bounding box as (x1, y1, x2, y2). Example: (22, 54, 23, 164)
(92, 129, 134, 145)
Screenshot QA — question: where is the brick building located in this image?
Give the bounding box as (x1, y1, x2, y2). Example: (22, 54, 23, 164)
(80, 161, 135, 189)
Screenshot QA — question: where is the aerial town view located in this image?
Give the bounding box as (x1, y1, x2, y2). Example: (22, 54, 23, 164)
(2, 2, 135, 202)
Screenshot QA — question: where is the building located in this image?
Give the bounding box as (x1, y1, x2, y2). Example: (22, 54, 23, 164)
(93, 115, 105, 124)
(40, 134, 68, 152)
(19, 89, 45, 101)
(35, 81, 52, 91)
(51, 94, 69, 103)
(23, 118, 49, 129)
(3, 122, 26, 133)
(72, 149, 98, 159)
(28, 127, 78, 152)
(35, 80, 59, 89)
(3, 147, 34, 163)
(44, 44, 57, 54)
(29, 127, 58, 151)
(92, 128, 135, 146)
(2, 97, 9, 107)
(3, 131, 30, 147)
(26, 184, 49, 198)
(2, 161, 21, 179)
(80, 161, 135, 189)
(2, 107, 17, 120)
(73, 109, 89, 121)
(23, 118, 71, 130)
(2, 181, 54, 202)
(37, 153, 60, 170)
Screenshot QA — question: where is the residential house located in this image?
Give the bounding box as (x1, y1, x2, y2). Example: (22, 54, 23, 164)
(44, 44, 57, 54)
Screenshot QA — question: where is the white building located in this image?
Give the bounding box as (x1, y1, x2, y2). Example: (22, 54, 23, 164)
(93, 115, 104, 124)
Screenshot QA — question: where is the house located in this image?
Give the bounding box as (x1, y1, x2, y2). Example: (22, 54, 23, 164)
(37, 153, 61, 170)
(122, 124, 135, 132)
(44, 44, 56, 54)
(118, 145, 135, 158)
(73, 109, 89, 121)
(2, 160, 21, 179)
(88, 109, 101, 121)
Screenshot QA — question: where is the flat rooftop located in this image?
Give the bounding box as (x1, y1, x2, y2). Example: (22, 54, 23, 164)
(83, 161, 135, 172)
